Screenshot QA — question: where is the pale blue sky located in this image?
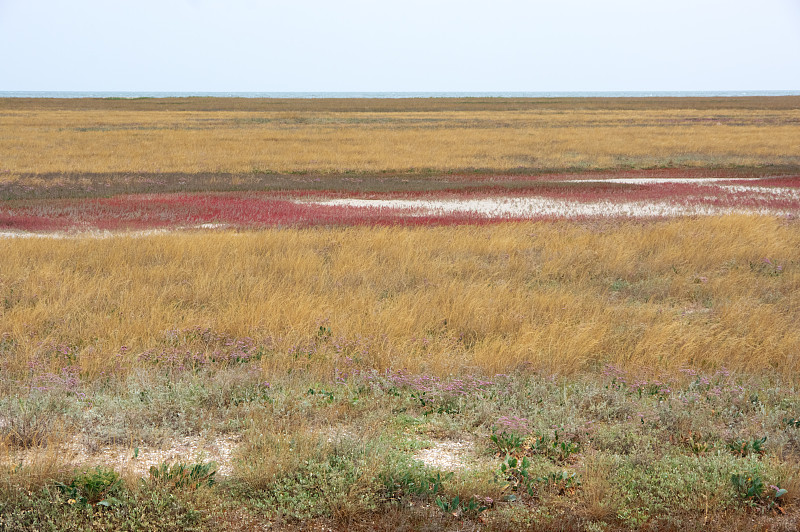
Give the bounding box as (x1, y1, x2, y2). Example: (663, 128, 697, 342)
(1, 0, 799, 92)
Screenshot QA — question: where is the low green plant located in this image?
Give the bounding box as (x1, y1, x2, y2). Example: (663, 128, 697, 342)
(495, 455, 531, 498)
(379, 462, 430, 501)
(784, 417, 800, 429)
(231, 384, 272, 406)
(490, 428, 526, 456)
(54, 467, 122, 507)
(495, 454, 580, 500)
(409, 391, 460, 416)
(380, 467, 452, 502)
(317, 326, 332, 340)
(306, 388, 335, 403)
(731, 472, 787, 512)
(531, 429, 580, 462)
(529, 470, 581, 496)
(728, 436, 766, 457)
(426, 471, 453, 496)
(146, 461, 217, 491)
(435, 494, 460, 514)
(434, 494, 489, 518)
(461, 496, 491, 517)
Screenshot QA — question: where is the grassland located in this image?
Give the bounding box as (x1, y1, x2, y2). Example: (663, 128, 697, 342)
(1, 97, 800, 531)
(1, 217, 798, 377)
(2, 97, 799, 175)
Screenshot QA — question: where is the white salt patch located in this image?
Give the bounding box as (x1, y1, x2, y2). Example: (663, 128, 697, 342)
(0, 228, 187, 240)
(720, 185, 800, 197)
(197, 223, 228, 229)
(302, 196, 793, 218)
(567, 177, 735, 185)
(566, 176, 795, 185)
(0, 231, 50, 239)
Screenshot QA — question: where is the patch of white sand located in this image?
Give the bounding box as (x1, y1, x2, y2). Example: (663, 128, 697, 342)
(303, 196, 791, 218)
(413, 439, 475, 471)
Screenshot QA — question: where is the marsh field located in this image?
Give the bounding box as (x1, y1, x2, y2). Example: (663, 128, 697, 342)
(1, 96, 800, 531)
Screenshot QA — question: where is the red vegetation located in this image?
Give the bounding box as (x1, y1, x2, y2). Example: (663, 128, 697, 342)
(1, 174, 798, 234)
(0, 193, 515, 232)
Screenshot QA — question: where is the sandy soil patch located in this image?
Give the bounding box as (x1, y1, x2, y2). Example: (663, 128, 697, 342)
(413, 439, 484, 472)
(5, 435, 241, 478)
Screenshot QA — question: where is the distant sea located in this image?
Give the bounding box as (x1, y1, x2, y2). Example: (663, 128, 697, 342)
(1, 91, 799, 99)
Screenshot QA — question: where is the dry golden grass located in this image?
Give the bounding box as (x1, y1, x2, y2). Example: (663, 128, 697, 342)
(1, 216, 798, 380)
(1, 98, 799, 174)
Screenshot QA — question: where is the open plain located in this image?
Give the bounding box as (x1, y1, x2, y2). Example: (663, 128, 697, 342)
(1, 96, 800, 531)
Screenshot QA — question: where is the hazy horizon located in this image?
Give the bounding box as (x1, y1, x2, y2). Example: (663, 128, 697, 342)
(2, 0, 799, 92)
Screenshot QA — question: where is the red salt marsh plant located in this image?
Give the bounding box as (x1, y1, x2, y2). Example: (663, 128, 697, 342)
(0, 192, 518, 233)
(1, 177, 799, 234)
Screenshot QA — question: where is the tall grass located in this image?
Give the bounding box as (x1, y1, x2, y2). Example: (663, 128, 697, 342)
(1, 216, 797, 381)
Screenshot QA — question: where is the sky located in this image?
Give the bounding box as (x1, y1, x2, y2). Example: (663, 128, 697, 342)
(1, 0, 799, 92)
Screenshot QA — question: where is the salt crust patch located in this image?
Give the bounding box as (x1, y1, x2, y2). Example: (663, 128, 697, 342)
(0, 229, 172, 240)
(0, 224, 223, 240)
(304, 177, 799, 218)
(306, 197, 790, 218)
(568, 177, 741, 184)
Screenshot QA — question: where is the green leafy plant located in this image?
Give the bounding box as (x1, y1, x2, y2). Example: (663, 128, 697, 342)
(494, 454, 580, 500)
(434, 495, 489, 518)
(379, 464, 430, 500)
(462, 496, 491, 517)
(55, 467, 122, 507)
(435, 494, 460, 514)
(531, 429, 580, 462)
(729, 436, 766, 457)
(231, 385, 272, 406)
(731, 473, 787, 512)
(426, 471, 453, 496)
(784, 417, 800, 429)
(317, 326, 332, 340)
(495, 454, 531, 498)
(380, 467, 455, 503)
(490, 428, 526, 456)
(529, 470, 581, 496)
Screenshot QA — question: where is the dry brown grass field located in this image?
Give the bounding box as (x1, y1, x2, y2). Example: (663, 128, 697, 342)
(1, 217, 798, 379)
(2, 97, 800, 531)
(2, 96, 799, 175)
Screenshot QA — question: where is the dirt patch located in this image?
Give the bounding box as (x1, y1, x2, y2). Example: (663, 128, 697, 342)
(5, 434, 241, 478)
